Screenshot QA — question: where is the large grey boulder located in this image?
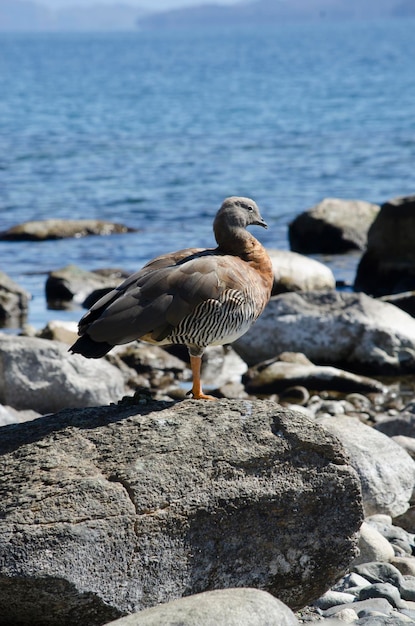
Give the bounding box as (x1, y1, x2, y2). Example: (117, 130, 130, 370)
(0, 334, 126, 413)
(355, 195, 415, 296)
(0, 270, 30, 328)
(0, 400, 363, 625)
(268, 249, 335, 295)
(317, 415, 415, 518)
(234, 291, 415, 375)
(289, 198, 380, 254)
(106, 588, 299, 626)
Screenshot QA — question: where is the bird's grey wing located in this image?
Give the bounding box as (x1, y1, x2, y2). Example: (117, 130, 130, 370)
(77, 247, 205, 332)
(78, 250, 226, 345)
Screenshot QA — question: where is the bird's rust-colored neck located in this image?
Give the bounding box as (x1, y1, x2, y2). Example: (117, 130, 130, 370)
(216, 227, 274, 296)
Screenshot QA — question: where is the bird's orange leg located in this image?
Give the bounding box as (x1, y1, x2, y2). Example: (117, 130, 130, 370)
(188, 355, 216, 400)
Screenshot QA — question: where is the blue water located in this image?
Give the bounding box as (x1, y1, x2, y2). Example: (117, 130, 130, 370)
(1, 20, 415, 328)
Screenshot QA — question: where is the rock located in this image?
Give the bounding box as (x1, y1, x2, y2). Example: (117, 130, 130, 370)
(399, 577, 415, 602)
(243, 353, 385, 395)
(401, 602, 415, 623)
(0, 218, 136, 241)
(366, 514, 394, 526)
(111, 344, 247, 399)
(313, 590, 356, 610)
(268, 249, 335, 294)
(114, 341, 191, 393)
(215, 381, 250, 400)
(0, 400, 363, 625)
(306, 397, 361, 420)
(353, 522, 395, 566)
(198, 345, 248, 389)
(333, 571, 372, 593)
(278, 386, 310, 406)
(118, 342, 190, 379)
(355, 195, 415, 296)
(327, 607, 358, 622)
(234, 290, 415, 375)
(374, 405, 415, 438)
(390, 558, 415, 578)
(391, 436, 415, 459)
(0, 334, 126, 413)
(105, 588, 299, 626)
(38, 320, 79, 345)
(380, 291, 415, 318)
(357, 613, 415, 625)
(288, 197, 380, 254)
(364, 518, 415, 559)
(353, 561, 415, 604)
(0, 404, 41, 427)
(323, 597, 394, 618)
(0, 270, 30, 328)
(353, 562, 404, 588)
(317, 416, 415, 518)
(45, 264, 129, 307)
(365, 516, 415, 546)
(358, 582, 407, 609)
(394, 506, 415, 536)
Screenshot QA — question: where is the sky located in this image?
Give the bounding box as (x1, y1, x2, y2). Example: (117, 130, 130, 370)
(38, 0, 242, 9)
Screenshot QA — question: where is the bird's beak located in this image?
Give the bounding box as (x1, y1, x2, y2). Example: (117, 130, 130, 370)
(255, 216, 268, 229)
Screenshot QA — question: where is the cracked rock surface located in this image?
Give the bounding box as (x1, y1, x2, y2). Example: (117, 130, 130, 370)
(0, 399, 363, 625)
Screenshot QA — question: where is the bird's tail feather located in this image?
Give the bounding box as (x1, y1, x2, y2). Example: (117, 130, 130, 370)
(69, 334, 113, 359)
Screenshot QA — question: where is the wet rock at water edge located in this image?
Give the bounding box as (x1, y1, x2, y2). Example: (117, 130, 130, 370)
(45, 264, 130, 307)
(0, 270, 30, 328)
(37, 320, 78, 345)
(355, 195, 415, 296)
(0, 218, 137, 241)
(288, 197, 380, 254)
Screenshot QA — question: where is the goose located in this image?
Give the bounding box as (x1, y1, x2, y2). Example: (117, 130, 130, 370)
(70, 196, 273, 399)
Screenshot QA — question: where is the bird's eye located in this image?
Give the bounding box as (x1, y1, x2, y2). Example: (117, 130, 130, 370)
(247, 206, 253, 212)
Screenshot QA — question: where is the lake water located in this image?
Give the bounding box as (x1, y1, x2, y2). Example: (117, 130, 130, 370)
(1, 19, 415, 329)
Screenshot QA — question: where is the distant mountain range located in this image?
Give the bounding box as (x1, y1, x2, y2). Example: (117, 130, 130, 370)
(140, 0, 415, 28)
(0, 0, 146, 31)
(0, 0, 414, 32)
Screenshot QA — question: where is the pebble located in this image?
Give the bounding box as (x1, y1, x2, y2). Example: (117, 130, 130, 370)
(392, 558, 415, 577)
(354, 521, 396, 565)
(353, 562, 404, 587)
(298, 517, 415, 625)
(323, 597, 394, 618)
(333, 608, 360, 622)
(314, 591, 356, 610)
(358, 582, 407, 609)
(400, 578, 415, 602)
(333, 573, 373, 592)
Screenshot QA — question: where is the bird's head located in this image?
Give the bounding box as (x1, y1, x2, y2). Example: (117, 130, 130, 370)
(214, 197, 268, 237)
